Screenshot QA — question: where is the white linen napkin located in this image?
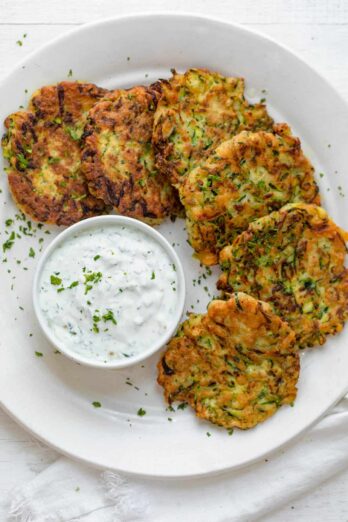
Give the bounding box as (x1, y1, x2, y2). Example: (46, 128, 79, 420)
(7, 397, 348, 522)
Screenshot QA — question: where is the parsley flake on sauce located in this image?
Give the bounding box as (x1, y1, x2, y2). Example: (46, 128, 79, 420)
(102, 309, 117, 325)
(92, 401, 101, 408)
(137, 407, 146, 417)
(50, 274, 62, 286)
(83, 271, 102, 294)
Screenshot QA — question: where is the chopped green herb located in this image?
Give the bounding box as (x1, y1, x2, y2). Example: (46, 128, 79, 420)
(92, 323, 99, 333)
(102, 309, 117, 325)
(93, 254, 101, 261)
(66, 127, 82, 141)
(137, 407, 146, 417)
(29, 247, 35, 258)
(151, 271, 155, 280)
(71, 193, 87, 201)
(68, 69, 73, 77)
(2, 231, 16, 252)
(35, 351, 43, 357)
(68, 281, 79, 289)
(92, 401, 101, 408)
(48, 156, 60, 164)
(50, 274, 62, 286)
(206, 432, 211, 437)
(83, 271, 102, 294)
(16, 153, 29, 169)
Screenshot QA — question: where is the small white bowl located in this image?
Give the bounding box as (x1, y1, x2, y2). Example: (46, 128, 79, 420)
(33, 215, 186, 369)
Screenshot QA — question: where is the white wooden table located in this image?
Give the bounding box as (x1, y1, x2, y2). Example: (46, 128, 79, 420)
(1, 1, 348, 519)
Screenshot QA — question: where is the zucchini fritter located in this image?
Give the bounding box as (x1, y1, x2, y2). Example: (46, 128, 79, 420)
(158, 293, 299, 430)
(152, 68, 273, 186)
(82, 86, 181, 224)
(1, 82, 108, 225)
(180, 124, 320, 265)
(218, 204, 348, 348)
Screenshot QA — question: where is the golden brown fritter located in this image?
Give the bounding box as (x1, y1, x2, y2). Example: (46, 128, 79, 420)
(1, 82, 108, 225)
(152, 68, 273, 186)
(218, 204, 348, 348)
(81, 86, 181, 225)
(158, 293, 299, 430)
(180, 124, 320, 265)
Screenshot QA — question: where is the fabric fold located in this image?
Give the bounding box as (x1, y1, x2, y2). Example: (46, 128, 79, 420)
(7, 398, 348, 522)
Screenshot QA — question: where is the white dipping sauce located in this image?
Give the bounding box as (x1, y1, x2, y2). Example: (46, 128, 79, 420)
(38, 224, 179, 362)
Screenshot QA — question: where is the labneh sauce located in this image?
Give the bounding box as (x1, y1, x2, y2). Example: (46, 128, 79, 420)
(38, 224, 179, 363)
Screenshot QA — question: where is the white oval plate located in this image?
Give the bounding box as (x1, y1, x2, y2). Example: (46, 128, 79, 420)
(1, 13, 348, 479)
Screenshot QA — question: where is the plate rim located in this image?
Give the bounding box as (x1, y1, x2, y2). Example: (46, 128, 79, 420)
(1, 11, 348, 478)
(1, 11, 348, 113)
(2, 390, 346, 480)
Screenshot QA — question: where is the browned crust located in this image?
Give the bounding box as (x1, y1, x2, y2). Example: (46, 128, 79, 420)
(158, 293, 299, 430)
(2, 82, 109, 225)
(81, 85, 182, 224)
(152, 68, 274, 186)
(218, 204, 348, 348)
(29, 81, 109, 120)
(180, 123, 321, 265)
